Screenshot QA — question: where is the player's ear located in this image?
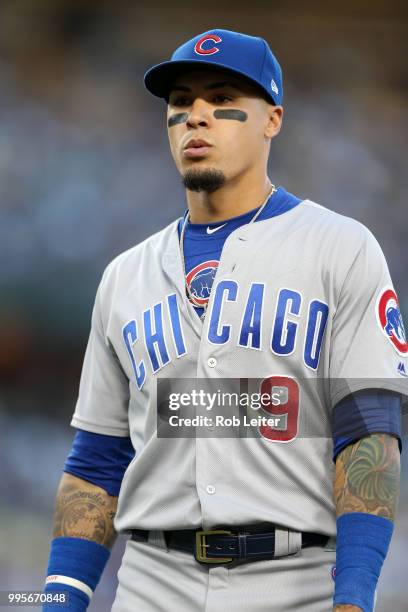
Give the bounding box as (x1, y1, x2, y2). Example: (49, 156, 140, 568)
(264, 105, 283, 139)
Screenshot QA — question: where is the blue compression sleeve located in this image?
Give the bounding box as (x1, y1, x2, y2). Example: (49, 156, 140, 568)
(334, 513, 394, 612)
(43, 537, 110, 611)
(64, 430, 135, 496)
(332, 390, 401, 460)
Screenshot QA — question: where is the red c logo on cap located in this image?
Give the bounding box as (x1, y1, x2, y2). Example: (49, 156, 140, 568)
(194, 34, 222, 55)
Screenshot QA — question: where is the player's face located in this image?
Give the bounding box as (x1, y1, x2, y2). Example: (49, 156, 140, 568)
(167, 69, 282, 188)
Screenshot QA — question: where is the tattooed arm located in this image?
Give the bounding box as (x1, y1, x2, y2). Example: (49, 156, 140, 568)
(52, 472, 118, 548)
(333, 433, 401, 612)
(334, 433, 400, 520)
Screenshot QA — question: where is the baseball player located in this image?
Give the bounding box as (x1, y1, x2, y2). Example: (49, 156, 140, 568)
(43, 30, 406, 612)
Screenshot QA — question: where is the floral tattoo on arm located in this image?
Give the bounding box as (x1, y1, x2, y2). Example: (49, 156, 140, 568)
(334, 433, 400, 519)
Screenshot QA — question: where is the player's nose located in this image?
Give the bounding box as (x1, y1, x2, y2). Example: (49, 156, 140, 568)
(186, 98, 212, 128)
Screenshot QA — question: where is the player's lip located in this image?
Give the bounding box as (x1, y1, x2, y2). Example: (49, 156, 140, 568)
(183, 138, 212, 158)
(184, 138, 212, 149)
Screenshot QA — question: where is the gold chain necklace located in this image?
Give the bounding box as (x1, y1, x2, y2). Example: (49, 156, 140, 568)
(179, 184, 277, 320)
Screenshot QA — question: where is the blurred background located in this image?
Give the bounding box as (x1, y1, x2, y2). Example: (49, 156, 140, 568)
(0, 0, 407, 610)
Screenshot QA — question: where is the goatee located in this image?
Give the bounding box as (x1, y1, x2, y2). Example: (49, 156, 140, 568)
(182, 168, 226, 193)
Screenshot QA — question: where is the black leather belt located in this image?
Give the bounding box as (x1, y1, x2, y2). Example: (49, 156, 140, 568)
(131, 525, 329, 565)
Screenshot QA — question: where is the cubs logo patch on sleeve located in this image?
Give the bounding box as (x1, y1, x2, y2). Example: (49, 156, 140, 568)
(376, 287, 408, 355)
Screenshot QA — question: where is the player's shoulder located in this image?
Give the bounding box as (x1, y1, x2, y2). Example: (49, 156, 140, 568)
(300, 198, 366, 234)
(299, 198, 380, 250)
(99, 218, 179, 290)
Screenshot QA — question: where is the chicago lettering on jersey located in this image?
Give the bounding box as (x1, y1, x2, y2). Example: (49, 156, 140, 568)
(123, 284, 329, 389)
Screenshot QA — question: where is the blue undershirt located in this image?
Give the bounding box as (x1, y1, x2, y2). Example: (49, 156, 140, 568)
(64, 431, 134, 496)
(332, 390, 401, 459)
(177, 186, 301, 318)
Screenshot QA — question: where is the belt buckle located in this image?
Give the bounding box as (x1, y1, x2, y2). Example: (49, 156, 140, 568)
(195, 530, 233, 564)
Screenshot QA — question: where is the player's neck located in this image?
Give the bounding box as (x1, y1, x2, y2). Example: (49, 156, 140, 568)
(186, 174, 273, 224)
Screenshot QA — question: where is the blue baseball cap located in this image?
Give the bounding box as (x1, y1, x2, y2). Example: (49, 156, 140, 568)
(144, 29, 283, 105)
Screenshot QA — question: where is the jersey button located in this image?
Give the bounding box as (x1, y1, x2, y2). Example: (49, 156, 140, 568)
(207, 357, 217, 368)
(206, 484, 216, 495)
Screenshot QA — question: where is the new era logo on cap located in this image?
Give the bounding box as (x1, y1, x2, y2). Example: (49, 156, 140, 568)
(144, 29, 283, 105)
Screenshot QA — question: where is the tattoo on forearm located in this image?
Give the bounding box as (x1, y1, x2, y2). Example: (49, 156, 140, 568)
(52, 474, 118, 548)
(335, 434, 400, 519)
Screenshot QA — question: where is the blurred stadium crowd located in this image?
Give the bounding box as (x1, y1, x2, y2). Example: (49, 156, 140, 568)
(0, 1, 407, 610)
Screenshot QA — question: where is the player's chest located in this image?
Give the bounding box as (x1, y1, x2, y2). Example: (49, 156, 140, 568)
(108, 230, 334, 390)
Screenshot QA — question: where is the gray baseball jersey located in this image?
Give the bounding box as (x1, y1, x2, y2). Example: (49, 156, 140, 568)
(71, 198, 407, 537)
